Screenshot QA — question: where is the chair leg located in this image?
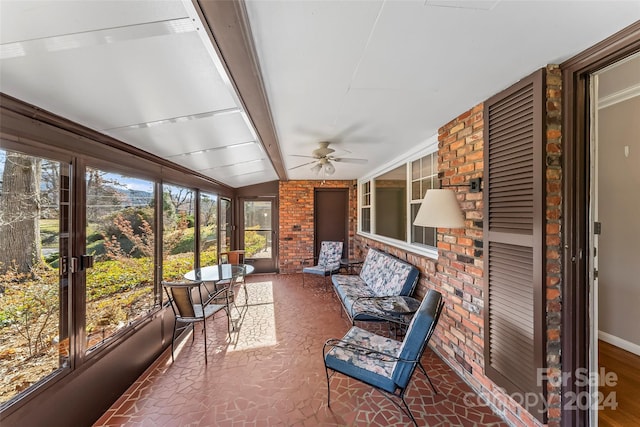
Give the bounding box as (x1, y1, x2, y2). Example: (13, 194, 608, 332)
(170, 320, 177, 363)
(242, 280, 248, 305)
(324, 365, 332, 407)
(400, 395, 418, 427)
(418, 361, 438, 394)
(202, 320, 208, 365)
(225, 307, 232, 335)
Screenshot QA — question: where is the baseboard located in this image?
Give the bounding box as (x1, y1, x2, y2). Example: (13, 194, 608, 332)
(598, 330, 640, 356)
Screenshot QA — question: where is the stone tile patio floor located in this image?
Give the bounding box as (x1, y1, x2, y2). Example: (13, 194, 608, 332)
(93, 273, 507, 426)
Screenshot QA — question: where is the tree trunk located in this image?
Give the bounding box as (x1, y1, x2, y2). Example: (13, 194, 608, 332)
(0, 152, 41, 274)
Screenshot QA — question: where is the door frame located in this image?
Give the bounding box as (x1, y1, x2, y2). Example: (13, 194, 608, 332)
(561, 22, 640, 427)
(239, 196, 278, 273)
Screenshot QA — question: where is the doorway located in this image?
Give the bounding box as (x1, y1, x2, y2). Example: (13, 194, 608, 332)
(314, 188, 348, 259)
(562, 23, 640, 427)
(241, 198, 277, 273)
(589, 52, 640, 427)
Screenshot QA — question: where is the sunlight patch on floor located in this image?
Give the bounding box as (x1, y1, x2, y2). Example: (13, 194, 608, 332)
(228, 280, 277, 351)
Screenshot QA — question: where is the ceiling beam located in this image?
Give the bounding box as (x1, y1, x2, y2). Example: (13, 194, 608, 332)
(194, 0, 288, 181)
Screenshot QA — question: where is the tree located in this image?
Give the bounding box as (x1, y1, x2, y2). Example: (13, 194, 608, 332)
(0, 152, 41, 275)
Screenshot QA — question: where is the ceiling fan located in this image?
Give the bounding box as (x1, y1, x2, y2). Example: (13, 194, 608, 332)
(288, 141, 367, 175)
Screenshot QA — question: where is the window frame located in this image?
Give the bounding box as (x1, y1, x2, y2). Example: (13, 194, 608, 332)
(357, 137, 439, 259)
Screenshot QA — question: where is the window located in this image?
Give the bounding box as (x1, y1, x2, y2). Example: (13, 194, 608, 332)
(0, 102, 234, 412)
(374, 165, 407, 241)
(199, 192, 218, 266)
(410, 154, 438, 246)
(85, 169, 155, 351)
(219, 197, 232, 254)
(0, 149, 71, 405)
(358, 147, 439, 256)
(162, 184, 195, 281)
(360, 181, 371, 233)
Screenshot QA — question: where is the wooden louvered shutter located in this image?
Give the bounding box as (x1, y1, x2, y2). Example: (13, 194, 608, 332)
(483, 69, 545, 421)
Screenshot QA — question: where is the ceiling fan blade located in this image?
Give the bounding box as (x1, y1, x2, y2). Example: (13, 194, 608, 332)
(288, 160, 318, 170)
(289, 154, 319, 159)
(332, 157, 368, 164)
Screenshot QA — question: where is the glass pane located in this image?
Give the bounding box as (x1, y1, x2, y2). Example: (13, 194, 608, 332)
(411, 204, 436, 247)
(361, 181, 370, 205)
(244, 200, 271, 259)
(361, 207, 371, 232)
(374, 164, 407, 240)
(219, 198, 231, 255)
(162, 184, 195, 281)
(0, 150, 70, 404)
(199, 192, 218, 266)
(412, 180, 421, 201)
(411, 204, 425, 244)
(85, 169, 155, 351)
(412, 159, 421, 180)
(421, 154, 433, 178)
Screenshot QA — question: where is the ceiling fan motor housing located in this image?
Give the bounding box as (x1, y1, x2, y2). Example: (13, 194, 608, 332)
(312, 141, 335, 158)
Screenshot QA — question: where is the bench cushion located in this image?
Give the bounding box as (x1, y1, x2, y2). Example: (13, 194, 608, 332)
(359, 249, 418, 296)
(331, 248, 419, 322)
(332, 275, 376, 315)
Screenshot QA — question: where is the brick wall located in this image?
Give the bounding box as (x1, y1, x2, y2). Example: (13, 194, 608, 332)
(352, 66, 563, 427)
(544, 64, 563, 427)
(278, 180, 357, 273)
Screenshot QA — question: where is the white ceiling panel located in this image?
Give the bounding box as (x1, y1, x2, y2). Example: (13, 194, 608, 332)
(1, 30, 237, 130)
(0, 0, 189, 44)
(167, 142, 264, 171)
(199, 158, 278, 188)
(106, 111, 255, 158)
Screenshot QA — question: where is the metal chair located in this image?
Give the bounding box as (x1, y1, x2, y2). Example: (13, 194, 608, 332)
(219, 251, 248, 304)
(220, 250, 245, 264)
(162, 280, 231, 364)
(323, 289, 444, 426)
(302, 241, 343, 287)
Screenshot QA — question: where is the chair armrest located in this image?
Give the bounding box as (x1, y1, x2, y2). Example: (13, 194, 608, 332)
(202, 284, 231, 306)
(351, 296, 418, 325)
(323, 338, 420, 365)
(301, 257, 318, 266)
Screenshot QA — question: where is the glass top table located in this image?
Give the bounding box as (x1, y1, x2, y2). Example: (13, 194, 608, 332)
(184, 264, 255, 282)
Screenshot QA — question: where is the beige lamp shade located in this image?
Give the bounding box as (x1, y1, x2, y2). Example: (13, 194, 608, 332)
(413, 189, 465, 228)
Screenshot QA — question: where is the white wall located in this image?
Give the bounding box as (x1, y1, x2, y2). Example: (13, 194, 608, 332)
(597, 63, 640, 352)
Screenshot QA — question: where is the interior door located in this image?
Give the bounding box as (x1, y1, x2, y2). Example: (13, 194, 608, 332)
(242, 198, 276, 273)
(314, 188, 348, 259)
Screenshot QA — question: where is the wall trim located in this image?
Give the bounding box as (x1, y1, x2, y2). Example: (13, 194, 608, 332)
(598, 331, 640, 356)
(598, 82, 640, 109)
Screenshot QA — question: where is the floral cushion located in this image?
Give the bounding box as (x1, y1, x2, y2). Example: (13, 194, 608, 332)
(332, 275, 377, 314)
(324, 326, 401, 393)
(304, 241, 343, 276)
(331, 248, 419, 322)
(359, 249, 415, 296)
(317, 241, 343, 267)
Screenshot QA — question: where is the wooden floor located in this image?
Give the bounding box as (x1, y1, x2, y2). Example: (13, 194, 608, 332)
(598, 340, 640, 427)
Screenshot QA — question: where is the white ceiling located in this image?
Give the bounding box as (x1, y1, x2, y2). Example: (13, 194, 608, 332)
(1, 1, 639, 188)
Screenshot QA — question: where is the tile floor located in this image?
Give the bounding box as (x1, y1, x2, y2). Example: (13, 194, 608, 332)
(93, 274, 507, 426)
